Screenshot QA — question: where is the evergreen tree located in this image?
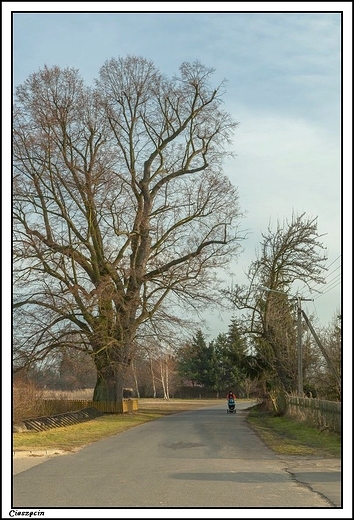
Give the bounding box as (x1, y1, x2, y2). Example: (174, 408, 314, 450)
(211, 327, 247, 394)
(177, 330, 214, 387)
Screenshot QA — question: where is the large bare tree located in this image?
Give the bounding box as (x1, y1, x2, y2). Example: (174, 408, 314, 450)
(226, 213, 328, 393)
(13, 56, 244, 401)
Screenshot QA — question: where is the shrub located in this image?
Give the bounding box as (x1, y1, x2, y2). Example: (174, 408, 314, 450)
(13, 381, 45, 423)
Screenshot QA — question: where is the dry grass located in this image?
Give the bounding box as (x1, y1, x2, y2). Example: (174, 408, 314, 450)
(41, 388, 94, 400)
(13, 387, 96, 423)
(138, 398, 223, 410)
(41, 391, 224, 406)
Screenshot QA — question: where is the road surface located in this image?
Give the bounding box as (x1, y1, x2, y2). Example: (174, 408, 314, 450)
(13, 402, 340, 509)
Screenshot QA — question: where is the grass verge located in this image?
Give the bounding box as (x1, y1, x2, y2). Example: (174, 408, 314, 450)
(13, 411, 166, 452)
(247, 406, 341, 458)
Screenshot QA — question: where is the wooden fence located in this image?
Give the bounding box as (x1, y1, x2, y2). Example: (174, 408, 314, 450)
(17, 407, 103, 432)
(286, 396, 341, 433)
(40, 398, 139, 416)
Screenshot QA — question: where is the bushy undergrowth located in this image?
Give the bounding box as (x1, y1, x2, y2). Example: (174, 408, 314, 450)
(13, 385, 95, 423)
(13, 382, 45, 423)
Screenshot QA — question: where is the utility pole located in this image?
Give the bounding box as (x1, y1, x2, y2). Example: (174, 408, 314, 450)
(301, 310, 341, 389)
(297, 297, 303, 396)
(295, 296, 313, 396)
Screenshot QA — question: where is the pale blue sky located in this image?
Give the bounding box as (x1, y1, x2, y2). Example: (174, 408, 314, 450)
(13, 11, 340, 127)
(7, 4, 350, 333)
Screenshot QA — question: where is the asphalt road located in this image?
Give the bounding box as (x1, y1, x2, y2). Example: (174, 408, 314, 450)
(13, 402, 341, 509)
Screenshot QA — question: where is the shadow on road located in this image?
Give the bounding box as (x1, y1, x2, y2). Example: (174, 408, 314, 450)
(170, 470, 341, 483)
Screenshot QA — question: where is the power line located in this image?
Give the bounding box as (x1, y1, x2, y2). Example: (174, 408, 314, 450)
(325, 255, 341, 270)
(312, 273, 342, 293)
(313, 280, 341, 299)
(323, 265, 341, 282)
(299, 257, 341, 298)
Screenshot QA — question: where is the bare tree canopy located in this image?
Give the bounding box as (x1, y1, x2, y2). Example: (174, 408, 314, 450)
(13, 56, 244, 400)
(226, 213, 328, 392)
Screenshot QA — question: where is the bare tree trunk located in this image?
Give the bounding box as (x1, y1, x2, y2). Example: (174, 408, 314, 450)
(93, 365, 119, 402)
(131, 360, 140, 398)
(165, 357, 170, 400)
(150, 357, 157, 398)
(160, 360, 168, 400)
(91, 335, 132, 402)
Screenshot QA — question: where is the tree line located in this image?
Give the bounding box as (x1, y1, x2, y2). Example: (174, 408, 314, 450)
(15, 312, 341, 402)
